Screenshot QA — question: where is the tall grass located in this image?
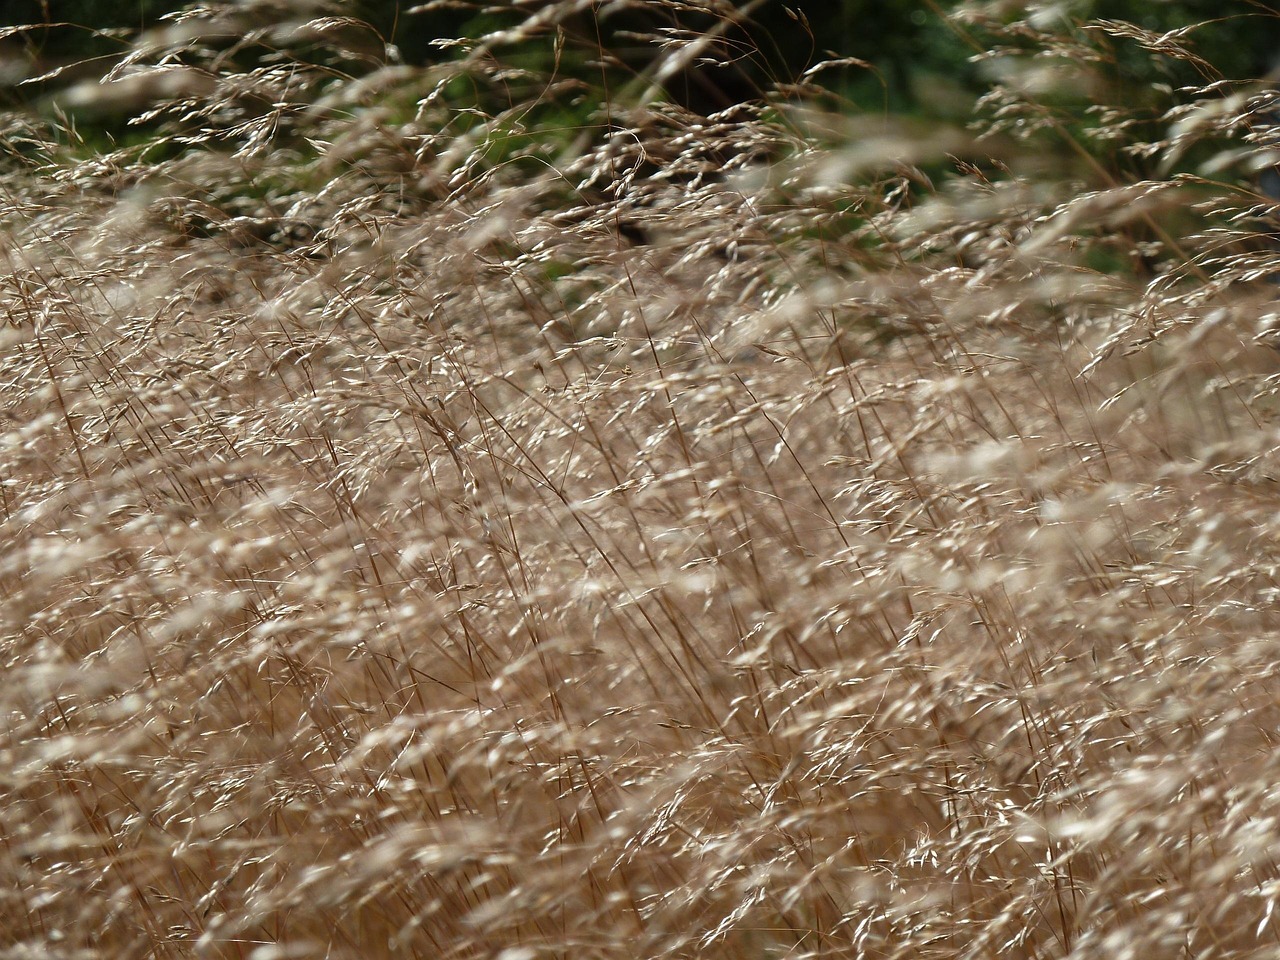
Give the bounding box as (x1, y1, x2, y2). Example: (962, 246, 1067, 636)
(4, 2, 1280, 957)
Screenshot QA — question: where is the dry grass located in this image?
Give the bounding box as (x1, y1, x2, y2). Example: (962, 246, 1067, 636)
(5, 2, 1280, 958)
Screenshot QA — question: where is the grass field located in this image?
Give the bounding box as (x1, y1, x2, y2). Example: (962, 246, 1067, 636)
(5, 2, 1280, 958)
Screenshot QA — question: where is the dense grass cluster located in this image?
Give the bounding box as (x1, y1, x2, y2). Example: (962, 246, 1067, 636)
(5, 2, 1280, 957)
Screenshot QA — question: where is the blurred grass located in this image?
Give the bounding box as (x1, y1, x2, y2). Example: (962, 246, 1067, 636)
(4, 2, 1280, 959)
